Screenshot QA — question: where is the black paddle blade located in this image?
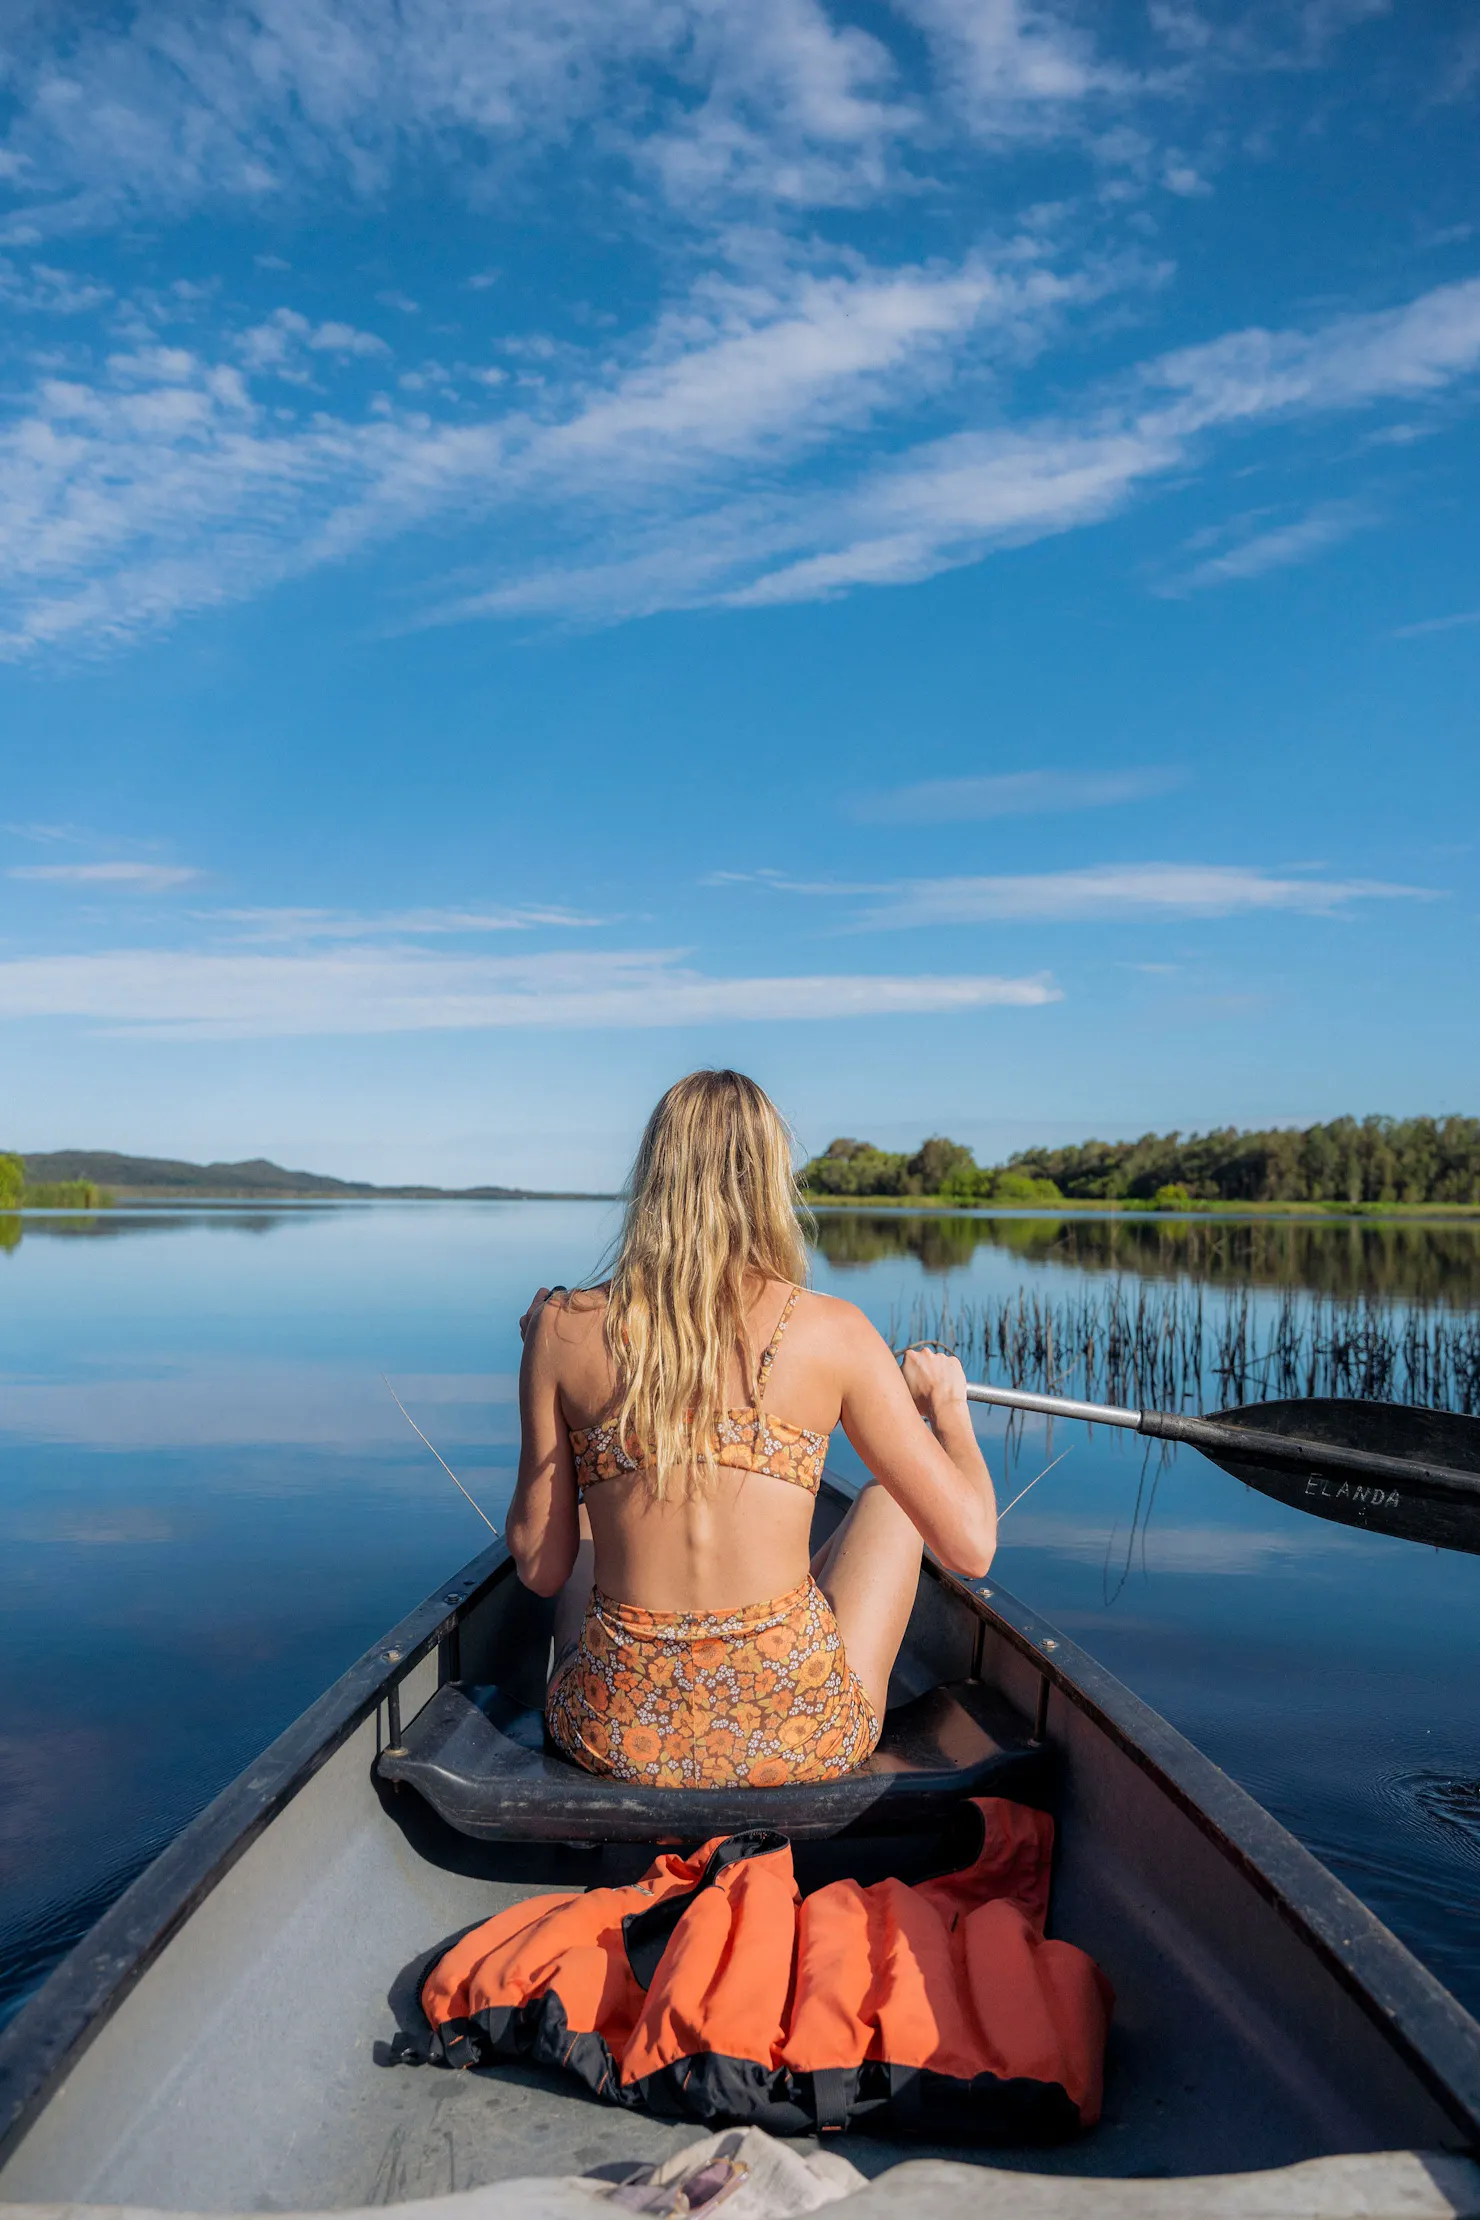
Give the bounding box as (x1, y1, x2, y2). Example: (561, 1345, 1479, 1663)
(1204, 1398, 1480, 1556)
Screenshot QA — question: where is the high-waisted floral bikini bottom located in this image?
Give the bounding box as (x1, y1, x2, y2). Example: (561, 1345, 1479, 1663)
(545, 1574, 880, 1790)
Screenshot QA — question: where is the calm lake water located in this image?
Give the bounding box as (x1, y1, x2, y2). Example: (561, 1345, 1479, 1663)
(2, 1202, 1478, 2028)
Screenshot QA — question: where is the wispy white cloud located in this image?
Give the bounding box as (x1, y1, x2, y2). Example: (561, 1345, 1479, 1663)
(9, 861, 202, 891)
(440, 276, 1480, 627)
(0, 944, 1060, 1038)
(212, 904, 603, 940)
(834, 862, 1436, 926)
(1, 258, 1475, 655)
(715, 279, 1480, 610)
(637, 2, 917, 210)
(3, 821, 93, 845)
(0, 243, 1132, 653)
(0, 0, 1139, 239)
(1, 0, 672, 232)
(1144, 0, 1392, 76)
(714, 421, 1177, 607)
(1161, 157, 1211, 197)
(0, 0, 1391, 255)
(238, 307, 390, 373)
(0, 256, 111, 313)
(1159, 502, 1371, 594)
(1143, 277, 1480, 432)
(0, 345, 381, 651)
(534, 257, 1046, 472)
(850, 765, 1183, 823)
(1392, 607, 1480, 639)
(899, 0, 1131, 134)
(702, 859, 1436, 923)
(447, 414, 1178, 626)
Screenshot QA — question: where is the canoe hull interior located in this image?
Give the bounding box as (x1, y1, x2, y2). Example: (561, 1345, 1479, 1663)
(1, 1486, 1477, 2211)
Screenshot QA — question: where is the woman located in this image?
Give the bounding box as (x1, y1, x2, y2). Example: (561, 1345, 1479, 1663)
(506, 1070, 996, 1791)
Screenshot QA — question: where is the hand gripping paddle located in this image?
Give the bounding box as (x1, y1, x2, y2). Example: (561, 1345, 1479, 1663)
(962, 1384, 1480, 1556)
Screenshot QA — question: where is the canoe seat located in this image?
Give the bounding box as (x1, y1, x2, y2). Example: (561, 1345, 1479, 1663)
(376, 1678, 1051, 1842)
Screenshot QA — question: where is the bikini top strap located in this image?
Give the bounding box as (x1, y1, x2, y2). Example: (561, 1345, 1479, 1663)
(754, 1287, 800, 1405)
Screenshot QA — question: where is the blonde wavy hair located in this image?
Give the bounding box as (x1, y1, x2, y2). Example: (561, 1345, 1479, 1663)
(603, 1070, 810, 1494)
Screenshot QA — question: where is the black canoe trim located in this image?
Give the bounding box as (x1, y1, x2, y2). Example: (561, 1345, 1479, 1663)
(0, 1540, 510, 2168)
(940, 1566, 1480, 2146)
(3, 1527, 1480, 2167)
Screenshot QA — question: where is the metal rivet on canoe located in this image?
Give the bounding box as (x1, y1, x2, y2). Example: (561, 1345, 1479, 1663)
(1042, 1638, 1058, 1651)
(381, 1648, 401, 1662)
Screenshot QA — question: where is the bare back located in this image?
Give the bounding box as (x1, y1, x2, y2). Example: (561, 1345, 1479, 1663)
(536, 1278, 841, 1613)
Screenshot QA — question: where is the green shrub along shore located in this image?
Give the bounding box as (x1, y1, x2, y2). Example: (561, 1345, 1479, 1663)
(801, 1115, 1480, 1215)
(0, 1154, 111, 1211)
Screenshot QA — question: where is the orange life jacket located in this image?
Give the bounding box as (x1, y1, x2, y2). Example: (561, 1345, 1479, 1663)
(421, 1797, 1112, 2141)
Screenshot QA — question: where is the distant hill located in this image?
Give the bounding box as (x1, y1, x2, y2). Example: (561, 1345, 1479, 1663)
(19, 1150, 611, 1202)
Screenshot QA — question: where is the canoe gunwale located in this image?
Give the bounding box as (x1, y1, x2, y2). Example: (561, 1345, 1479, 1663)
(2, 1504, 1479, 2174)
(0, 1540, 511, 2169)
(938, 1564, 1480, 2147)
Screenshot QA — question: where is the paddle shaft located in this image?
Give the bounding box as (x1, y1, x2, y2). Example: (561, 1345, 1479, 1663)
(963, 1382, 1480, 1504)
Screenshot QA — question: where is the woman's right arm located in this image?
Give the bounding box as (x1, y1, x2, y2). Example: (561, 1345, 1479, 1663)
(837, 1309, 997, 1578)
(505, 1292, 581, 1598)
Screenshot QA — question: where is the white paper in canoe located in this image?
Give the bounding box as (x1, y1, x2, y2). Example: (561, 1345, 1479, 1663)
(0, 2128, 859, 2220)
(5, 2135, 1479, 2220)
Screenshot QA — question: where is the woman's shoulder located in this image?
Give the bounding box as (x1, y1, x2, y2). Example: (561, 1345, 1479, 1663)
(791, 1286, 883, 1351)
(545, 1283, 609, 1331)
(526, 1286, 614, 1420)
(526, 1282, 608, 1356)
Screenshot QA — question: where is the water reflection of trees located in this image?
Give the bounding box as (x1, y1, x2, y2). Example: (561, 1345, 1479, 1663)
(1040, 1216, 1480, 1301)
(0, 1208, 317, 1254)
(808, 1209, 1480, 1302)
(809, 1212, 990, 1273)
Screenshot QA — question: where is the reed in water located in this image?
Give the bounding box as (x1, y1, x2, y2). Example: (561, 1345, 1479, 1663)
(893, 1282, 1480, 1416)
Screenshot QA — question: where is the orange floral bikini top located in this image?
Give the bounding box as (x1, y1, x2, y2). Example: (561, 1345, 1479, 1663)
(570, 1287, 828, 1497)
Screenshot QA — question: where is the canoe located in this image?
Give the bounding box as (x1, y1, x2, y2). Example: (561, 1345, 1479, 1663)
(2, 1476, 1479, 2215)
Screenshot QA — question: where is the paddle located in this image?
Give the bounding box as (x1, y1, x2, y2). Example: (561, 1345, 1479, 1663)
(962, 1383, 1480, 1556)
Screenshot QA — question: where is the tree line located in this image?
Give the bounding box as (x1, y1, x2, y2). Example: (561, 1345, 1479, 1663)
(0, 1153, 110, 1211)
(800, 1116, 1480, 1207)
(801, 1136, 1062, 1204)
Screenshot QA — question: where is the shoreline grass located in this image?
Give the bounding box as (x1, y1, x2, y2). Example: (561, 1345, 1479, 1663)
(803, 1194, 1480, 1222)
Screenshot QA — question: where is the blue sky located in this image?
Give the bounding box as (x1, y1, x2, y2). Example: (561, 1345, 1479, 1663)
(1, 0, 1477, 1189)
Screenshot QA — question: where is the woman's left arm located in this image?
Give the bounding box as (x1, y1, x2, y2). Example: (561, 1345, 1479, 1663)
(505, 1292, 580, 1597)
